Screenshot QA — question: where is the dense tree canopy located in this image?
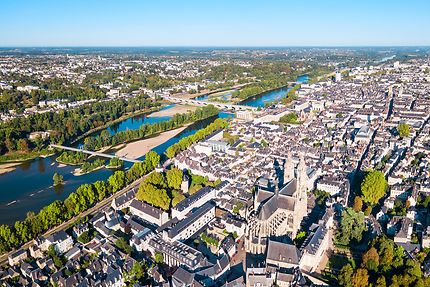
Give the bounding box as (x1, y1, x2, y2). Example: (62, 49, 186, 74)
(165, 118, 228, 158)
(136, 183, 170, 210)
(360, 170, 388, 206)
(397, 123, 411, 138)
(279, 112, 300, 124)
(108, 171, 126, 193)
(166, 167, 183, 190)
(337, 236, 430, 287)
(0, 95, 158, 156)
(335, 208, 367, 246)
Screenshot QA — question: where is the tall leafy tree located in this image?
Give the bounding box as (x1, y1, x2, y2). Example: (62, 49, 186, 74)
(397, 123, 410, 138)
(108, 170, 126, 192)
(352, 268, 369, 287)
(361, 170, 388, 206)
(335, 208, 367, 246)
(145, 151, 160, 171)
(338, 264, 354, 287)
(166, 167, 183, 190)
(136, 183, 170, 210)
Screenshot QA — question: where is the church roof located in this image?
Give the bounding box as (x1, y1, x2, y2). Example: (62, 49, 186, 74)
(279, 178, 297, 196)
(257, 179, 297, 221)
(256, 189, 273, 204)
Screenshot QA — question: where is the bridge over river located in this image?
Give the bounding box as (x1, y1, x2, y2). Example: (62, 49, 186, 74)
(163, 96, 258, 111)
(50, 144, 142, 164)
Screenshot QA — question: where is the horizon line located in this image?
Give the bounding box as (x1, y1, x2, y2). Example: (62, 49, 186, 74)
(1, 45, 430, 48)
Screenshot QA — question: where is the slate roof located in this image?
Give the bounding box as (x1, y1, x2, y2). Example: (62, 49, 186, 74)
(172, 267, 194, 285)
(257, 180, 297, 221)
(173, 186, 213, 212)
(266, 240, 301, 265)
(168, 201, 215, 239)
(129, 199, 164, 219)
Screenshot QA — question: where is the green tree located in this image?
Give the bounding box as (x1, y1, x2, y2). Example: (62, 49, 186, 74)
(335, 208, 367, 246)
(115, 237, 132, 255)
(52, 172, 64, 186)
(108, 157, 123, 168)
(47, 244, 64, 268)
(294, 231, 307, 246)
(136, 183, 170, 210)
(338, 264, 354, 287)
(314, 189, 330, 205)
(77, 231, 91, 244)
(0, 225, 19, 252)
(397, 123, 410, 138)
(126, 261, 145, 284)
(16, 138, 29, 152)
(405, 259, 422, 278)
(375, 276, 386, 287)
(14, 220, 32, 244)
(166, 167, 183, 190)
(165, 145, 177, 159)
(279, 112, 300, 124)
(155, 252, 164, 264)
(375, 236, 394, 271)
(145, 151, 160, 171)
(146, 172, 167, 188)
(171, 190, 185, 207)
(94, 180, 108, 201)
(108, 170, 126, 192)
(392, 245, 405, 268)
(360, 170, 388, 206)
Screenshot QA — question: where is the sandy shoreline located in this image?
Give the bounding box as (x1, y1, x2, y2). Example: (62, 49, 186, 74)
(210, 89, 236, 97)
(73, 165, 105, 176)
(148, 104, 197, 118)
(115, 125, 188, 159)
(0, 162, 22, 175)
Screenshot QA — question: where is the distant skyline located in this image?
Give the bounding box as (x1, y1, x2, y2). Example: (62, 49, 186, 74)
(1, 0, 430, 47)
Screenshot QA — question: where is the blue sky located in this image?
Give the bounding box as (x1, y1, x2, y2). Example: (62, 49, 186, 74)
(1, 0, 429, 46)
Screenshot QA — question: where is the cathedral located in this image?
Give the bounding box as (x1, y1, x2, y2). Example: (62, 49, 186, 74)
(245, 153, 309, 254)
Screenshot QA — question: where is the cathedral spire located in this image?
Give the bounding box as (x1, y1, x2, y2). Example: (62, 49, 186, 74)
(284, 150, 294, 184)
(297, 153, 308, 199)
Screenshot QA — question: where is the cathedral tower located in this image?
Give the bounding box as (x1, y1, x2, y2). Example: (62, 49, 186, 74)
(283, 151, 294, 184)
(294, 153, 308, 231)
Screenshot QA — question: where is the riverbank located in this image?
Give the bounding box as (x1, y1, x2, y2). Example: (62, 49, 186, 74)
(236, 83, 294, 105)
(203, 89, 237, 103)
(172, 82, 254, 100)
(71, 105, 163, 145)
(0, 106, 164, 172)
(148, 104, 197, 118)
(0, 162, 22, 175)
(115, 125, 189, 159)
(73, 165, 105, 176)
(0, 151, 56, 175)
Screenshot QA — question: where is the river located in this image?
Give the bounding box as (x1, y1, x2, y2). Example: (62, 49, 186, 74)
(0, 75, 308, 225)
(0, 107, 232, 224)
(195, 74, 309, 107)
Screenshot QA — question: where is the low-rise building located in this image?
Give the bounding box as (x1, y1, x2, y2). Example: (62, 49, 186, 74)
(129, 199, 169, 227)
(8, 249, 28, 266)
